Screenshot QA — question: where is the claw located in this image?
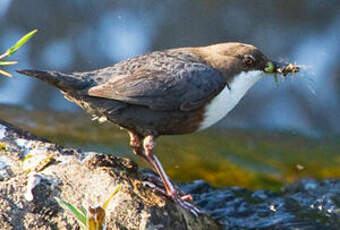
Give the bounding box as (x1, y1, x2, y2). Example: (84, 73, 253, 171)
(181, 194, 193, 202)
(171, 193, 201, 216)
(142, 168, 200, 215)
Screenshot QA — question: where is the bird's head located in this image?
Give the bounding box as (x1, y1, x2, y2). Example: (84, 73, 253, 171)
(198, 42, 283, 83)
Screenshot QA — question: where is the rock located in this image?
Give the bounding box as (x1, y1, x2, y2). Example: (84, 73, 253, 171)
(0, 119, 219, 230)
(1, 119, 339, 230)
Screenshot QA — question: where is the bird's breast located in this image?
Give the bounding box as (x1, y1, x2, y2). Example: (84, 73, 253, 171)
(198, 70, 264, 130)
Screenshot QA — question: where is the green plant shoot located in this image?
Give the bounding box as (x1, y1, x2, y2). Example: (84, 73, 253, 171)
(55, 184, 122, 230)
(4, 29, 38, 57)
(0, 29, 38, 77)
(55, 197, 87, 227)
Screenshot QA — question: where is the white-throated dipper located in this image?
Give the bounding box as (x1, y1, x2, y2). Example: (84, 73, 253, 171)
(17, 42, 296, 215)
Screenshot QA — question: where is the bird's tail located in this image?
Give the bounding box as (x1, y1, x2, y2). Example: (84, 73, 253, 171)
(16, 69, 92, 92)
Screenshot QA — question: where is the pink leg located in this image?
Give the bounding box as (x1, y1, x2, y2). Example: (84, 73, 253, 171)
(128, 131, 146, 158)
(128, 131, 141, 150)
(143, 136, 200, 215)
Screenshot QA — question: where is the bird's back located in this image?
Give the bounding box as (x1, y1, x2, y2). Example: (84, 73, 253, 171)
(86, 48, 208, 86)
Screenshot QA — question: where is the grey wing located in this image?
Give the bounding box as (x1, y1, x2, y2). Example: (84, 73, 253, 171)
(85, 63, 226, 111)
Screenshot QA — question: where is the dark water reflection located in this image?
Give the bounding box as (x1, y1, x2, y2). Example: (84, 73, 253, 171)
(1, 105, 339, 191)
(1, 0, 340, 135)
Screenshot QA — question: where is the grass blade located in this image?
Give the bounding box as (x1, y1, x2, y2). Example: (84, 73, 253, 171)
(0, 70, 12, 77)
(0, 61, 18, 66)
(103, 185, 122, 210)
(273, 73, 279, 85)
(81, 205, 88, 216)
(55, 197, 87, 226)
(6, 29, 38, 57)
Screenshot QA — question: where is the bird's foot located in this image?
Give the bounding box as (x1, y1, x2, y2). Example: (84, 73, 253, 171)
(142, 169, 189, 196)
(142, 170, 200, 216)
(168, 191, 201, 216)
(142, 180, 192, 201)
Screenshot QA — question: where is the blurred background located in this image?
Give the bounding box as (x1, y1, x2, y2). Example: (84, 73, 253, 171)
(1, 0, 340, 135)
(0, 0, 339, 189)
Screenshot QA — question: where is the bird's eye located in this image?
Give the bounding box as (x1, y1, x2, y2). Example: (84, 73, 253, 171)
(243, 55, 256, 66)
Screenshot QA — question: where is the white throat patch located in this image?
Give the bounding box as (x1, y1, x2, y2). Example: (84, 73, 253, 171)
(199, 70, 264, 130)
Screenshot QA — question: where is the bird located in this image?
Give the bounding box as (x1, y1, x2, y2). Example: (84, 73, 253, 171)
(17, 42, 281, 215)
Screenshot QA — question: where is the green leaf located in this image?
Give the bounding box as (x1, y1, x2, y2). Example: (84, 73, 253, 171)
(81, 205, 88, 216)
(6, 29, 38, 57)
(55, 197, 87, 227)
(0, 61, 18, 66)
(0, 70, 13, 77)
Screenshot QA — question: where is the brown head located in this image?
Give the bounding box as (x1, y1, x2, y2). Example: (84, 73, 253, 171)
(193, 42, 275, 83)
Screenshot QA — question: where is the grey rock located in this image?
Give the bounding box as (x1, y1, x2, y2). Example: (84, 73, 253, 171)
(0, 119, 219, 230)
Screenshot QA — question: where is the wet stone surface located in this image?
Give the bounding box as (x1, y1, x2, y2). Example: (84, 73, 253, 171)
(182, 179, 340, 229)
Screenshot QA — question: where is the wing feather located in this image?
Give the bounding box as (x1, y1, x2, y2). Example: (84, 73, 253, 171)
(86, 54, 226, 111)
